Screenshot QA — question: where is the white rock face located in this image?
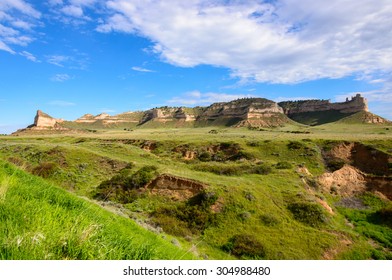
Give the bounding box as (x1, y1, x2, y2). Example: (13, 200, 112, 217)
(34, 110, 57, 127)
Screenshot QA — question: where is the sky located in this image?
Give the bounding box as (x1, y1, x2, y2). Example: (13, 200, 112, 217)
(1, 0, 392, 134)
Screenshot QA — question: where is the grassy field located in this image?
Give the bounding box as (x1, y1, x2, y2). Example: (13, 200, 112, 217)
(0, 160, 195, 260)
(0, 122, 391, 259)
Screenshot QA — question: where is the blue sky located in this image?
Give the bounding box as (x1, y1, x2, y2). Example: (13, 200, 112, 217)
(1, 0, 391, 134)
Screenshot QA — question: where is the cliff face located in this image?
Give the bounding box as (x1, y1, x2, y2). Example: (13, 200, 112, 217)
(33, 110, 64, 129)
(196, 98, 287, 127)
(278, 94, 368, 115)
(75, 112, 142, 125)
(17, 93, 387, 134)
(139, 107, 196, 124)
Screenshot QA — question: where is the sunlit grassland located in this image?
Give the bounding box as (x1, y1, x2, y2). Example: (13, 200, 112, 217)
(0, 161, 195, 260)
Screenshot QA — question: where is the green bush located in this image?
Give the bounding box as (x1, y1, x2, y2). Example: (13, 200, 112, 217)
(275, 161, 293, 169)
(251, 163, 272, 175)
(153, 192, 219, 236)
(287, 202, 327, 227)
(198, 152, 212, 162)
(327, 159, 345, 171)
(287, 141, 305, 150)
(222, 234, 266, 259)
(125, 165, 157, 189)
(93, 165, 157, 203)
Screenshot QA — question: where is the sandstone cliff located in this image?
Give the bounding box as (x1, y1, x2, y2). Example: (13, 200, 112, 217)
(278, 94, 368, 115)
(33, 110, 64, 129)
(15, 94, 390, 134)
(196, 98, 288, 127)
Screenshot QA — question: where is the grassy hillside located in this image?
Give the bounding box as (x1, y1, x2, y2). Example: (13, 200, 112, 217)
(1, 125, 391, 259)
(0, 160, 194, 260)
(287, 110, 354, 126)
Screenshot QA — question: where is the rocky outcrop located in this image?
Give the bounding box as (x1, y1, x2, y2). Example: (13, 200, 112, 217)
(278, 94, 368, 115)
(75, 111, 142, 125)
(145, 174, 207, 200)
(16, 95, 391, 133)
(139, 107, 196, 124)
(197, 98, 288, 127)
(32, 110, 64, 129)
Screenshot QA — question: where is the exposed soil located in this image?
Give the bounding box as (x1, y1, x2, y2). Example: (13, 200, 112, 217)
(318, 165, 367, 197)
(145, 174, 207, 201)
(325, 142, 391, 176)
(320, 142, 392, 200)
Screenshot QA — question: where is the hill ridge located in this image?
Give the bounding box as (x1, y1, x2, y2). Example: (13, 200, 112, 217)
(16, 94, 389, 133)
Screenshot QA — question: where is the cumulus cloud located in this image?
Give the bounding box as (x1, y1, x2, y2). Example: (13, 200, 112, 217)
(97, 0, 392, 85)
(167, 91, 254, 106)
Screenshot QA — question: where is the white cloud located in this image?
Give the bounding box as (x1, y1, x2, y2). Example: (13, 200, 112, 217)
(20, 50, 39, 62)
(0, 0, 40, 53)
(0, 0, 41, 19)
(47, 55, 70, 67)
(61, 5, 84, 17)
(167, 91, 254, 106)
(50, 73, 72, 82)
(131, 66, 155, 73)
(48, 100, 76, 106)
(0, 40, 15, 54)
(98, 0, 392, 85)
(96, 13, 134, 33)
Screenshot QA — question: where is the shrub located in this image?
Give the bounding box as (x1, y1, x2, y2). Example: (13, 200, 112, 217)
(222, 234, 266, 259)
(228, 150, 255, 161)
(287, 141, 305, 150)
(275, 161, 293, 169)
(327, 159, 346, 171)
(251, 163, 272, 175)
(287, 202, 327, 227)
(152, 192, 219, 236)
(31, 162, 59, 178)
(260, 214, 280, 226)
(198, 152, 212, 162)
(125, 165, 157, 189)
(374, 205, 392, 227)
(93, 165, 158, 203)
(187, 191, 218, 208)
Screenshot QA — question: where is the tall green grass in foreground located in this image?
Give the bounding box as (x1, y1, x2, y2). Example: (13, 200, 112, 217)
(0, 160, 194, 260)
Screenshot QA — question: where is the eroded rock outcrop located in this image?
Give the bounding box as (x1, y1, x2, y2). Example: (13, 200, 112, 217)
(145, 174, 207, 200)
(279, 94, 368, 115)
(319, 142, 392, 200)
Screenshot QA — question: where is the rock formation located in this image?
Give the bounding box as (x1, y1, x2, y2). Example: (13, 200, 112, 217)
(15, 93, 390, 133)
(33, 110, 64, 129)
(278, 94, 368, 115)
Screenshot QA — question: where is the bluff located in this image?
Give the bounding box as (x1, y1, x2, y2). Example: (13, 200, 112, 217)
(278, 94, 368, 115)
(13, 94, 389, 134)
(32, 110, 64, 130)
(278, 94, 373, 126)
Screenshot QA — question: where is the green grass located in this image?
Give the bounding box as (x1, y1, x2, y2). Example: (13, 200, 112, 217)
(0, 160, 194, 260)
